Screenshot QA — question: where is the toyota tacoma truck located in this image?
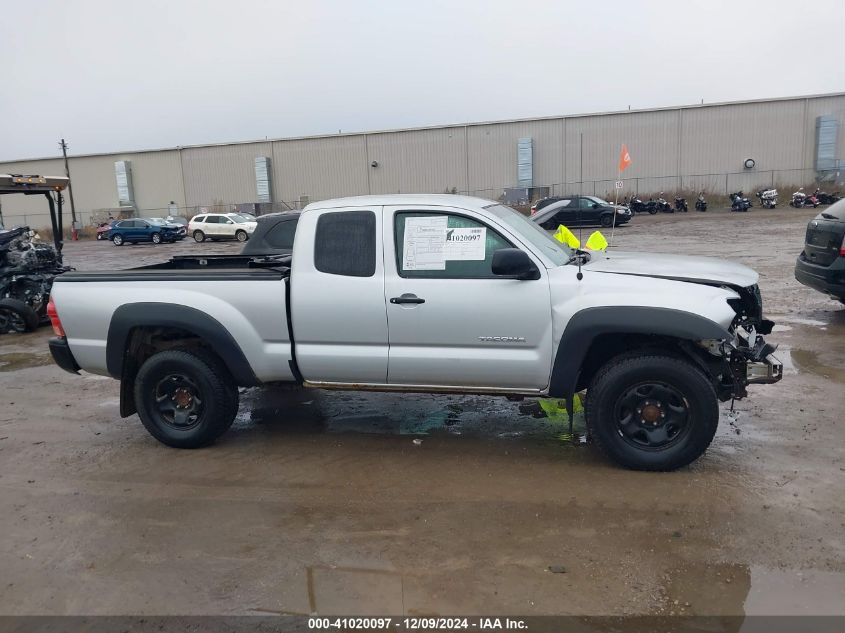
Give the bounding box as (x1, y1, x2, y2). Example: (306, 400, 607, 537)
(47, 195, 782, 470)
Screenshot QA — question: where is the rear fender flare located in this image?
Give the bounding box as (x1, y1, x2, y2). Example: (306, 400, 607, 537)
(106, 302, 259, 386)
(549, 306, 730, 397)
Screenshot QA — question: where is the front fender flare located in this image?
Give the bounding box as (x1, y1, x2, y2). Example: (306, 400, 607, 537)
(548, 306, 730, 397)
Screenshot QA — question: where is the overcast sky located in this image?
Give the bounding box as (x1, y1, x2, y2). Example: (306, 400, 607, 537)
(2, 0, 843, 161)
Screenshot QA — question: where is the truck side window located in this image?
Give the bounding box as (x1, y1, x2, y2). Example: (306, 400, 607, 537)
(394, 212, 512, 278)
(314, 211, 376, 277)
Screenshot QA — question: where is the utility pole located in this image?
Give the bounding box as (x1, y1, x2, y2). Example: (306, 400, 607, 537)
(59, 139, 79, 240)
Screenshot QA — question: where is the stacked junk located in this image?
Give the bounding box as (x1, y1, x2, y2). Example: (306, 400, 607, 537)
(0, 227, 70, 334)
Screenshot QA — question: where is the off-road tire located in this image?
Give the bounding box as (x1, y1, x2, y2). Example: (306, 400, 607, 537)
(585, 353, 718, 471)
(193, 230, 205, 243)
(0, 298, 39, 333)
(134, 349, 239, 448)
(236, 229, 248, 242)
(112, 234, 124, 246)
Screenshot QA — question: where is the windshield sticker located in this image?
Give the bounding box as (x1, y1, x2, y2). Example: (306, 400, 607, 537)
(403, 216, 447, 270)
(445, 227, 486, 260)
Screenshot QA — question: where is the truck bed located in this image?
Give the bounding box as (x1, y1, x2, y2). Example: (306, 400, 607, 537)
(51, 253, 295, 383)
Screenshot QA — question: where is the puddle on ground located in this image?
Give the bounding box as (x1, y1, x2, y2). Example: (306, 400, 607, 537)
(789, 348, 845, 384)
(664, 563, 845, 615)
(0, 352, 53, 372)
(235, 386, 588, 444)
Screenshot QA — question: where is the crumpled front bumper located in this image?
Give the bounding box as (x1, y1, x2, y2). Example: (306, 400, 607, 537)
(731, 325, 783, 389)
(746, 353, 783, 384)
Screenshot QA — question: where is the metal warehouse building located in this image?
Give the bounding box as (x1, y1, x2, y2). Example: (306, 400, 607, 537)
(1, 92, 844, 228)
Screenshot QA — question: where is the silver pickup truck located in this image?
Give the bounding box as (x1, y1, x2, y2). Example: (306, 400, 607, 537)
(48, 195, 782, 470)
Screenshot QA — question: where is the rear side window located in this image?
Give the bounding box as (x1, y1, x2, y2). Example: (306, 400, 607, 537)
(264, 219, 298, 249)
(314, 211, 376, 277)
(194, 216, 206, 223)
(205, 216, 219, 224)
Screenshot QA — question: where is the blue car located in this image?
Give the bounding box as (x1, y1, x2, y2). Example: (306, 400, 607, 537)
(108, 219, 179, 246)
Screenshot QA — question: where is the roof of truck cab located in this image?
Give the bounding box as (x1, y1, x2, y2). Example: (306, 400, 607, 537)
(303, 194, 498, 212)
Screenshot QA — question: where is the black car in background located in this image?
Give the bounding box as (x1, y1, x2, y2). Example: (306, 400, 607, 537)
(530, 195, 632, 229)
(240, 212, 301, 256)
(795, 199, 845, 304)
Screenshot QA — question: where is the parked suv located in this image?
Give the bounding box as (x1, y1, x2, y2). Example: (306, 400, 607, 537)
(108, 219, 179, 246)
(531, 196, 632, 229)
(189, 213, 258, 243)
(795, 198, 845, 304)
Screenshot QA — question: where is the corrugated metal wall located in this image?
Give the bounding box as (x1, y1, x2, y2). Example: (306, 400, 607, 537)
(1, 93, 844, 229)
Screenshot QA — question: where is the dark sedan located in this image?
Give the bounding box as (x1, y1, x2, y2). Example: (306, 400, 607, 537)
(530, 195, 632, 229)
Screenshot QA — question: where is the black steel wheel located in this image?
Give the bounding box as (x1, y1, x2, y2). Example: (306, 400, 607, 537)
(0, 298, 39, 334)
(585, 353, 718, 470)
(134, 349, 239, 448)
(613, 382, 690, 449)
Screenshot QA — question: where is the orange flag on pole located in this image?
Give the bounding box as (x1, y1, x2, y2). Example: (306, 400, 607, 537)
(618, 144, 632, 172)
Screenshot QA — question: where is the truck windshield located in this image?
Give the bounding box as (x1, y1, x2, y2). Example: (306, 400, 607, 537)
(486, 204, 572, 266)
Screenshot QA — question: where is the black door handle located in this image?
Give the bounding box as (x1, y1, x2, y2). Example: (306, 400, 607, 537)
(390, 293, 425, 305)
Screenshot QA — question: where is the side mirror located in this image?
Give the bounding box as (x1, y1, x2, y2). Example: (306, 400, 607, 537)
(592, 203, 600, 209)
(492, 248, 540, 280)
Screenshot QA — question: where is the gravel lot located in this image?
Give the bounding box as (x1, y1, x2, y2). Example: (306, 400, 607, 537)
(1, 207, 844, 616)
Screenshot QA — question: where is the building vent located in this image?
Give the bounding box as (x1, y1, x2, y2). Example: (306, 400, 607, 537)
(254, 157, 273, 203)
(815, 116, 839, 171)
(517, 138, 533, 187)
(114, 160, 135, 208)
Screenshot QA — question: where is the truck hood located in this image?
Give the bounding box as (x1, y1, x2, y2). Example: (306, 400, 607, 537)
(585, 250, 759, 288)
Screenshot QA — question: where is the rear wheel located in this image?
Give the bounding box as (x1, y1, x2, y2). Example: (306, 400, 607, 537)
(235, 229, 248, 242)
(0, 298, 39, 334)
(193, 230, 205, 243)
(585, 353, 718, 471)
(112, 234, 124, 246)
(133, 349, 239, 448)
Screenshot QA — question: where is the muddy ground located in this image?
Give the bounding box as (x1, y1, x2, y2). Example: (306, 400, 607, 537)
(1, 207, 844, 617)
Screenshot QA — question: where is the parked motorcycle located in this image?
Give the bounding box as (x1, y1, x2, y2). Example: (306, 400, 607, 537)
(674, 197, 689, 212)
(813, 189, 841, 205)
(790, 188, 819, 208)
(656, 193, 674, 213)
(755, 188, 778, 209)
(695, 193, 708, 212)
(729, 191, 751, 212)
(627, 196, 658, 215)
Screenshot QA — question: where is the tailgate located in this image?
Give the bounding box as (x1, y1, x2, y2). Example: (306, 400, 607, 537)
(803, 219, 845, 267)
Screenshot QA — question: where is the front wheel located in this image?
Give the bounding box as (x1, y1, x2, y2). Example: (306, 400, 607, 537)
(193, 230, 205, 243)
(585, 353, 718, 471)
(235, 229, 248, 242)
(133, 349, 239, 448)
(151, 232, 162, 244)
(600, 214, 613, 228)
(112, 234, 124, 246)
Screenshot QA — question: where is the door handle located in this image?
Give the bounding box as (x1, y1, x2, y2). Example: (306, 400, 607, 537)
(390, 293, 425, 305)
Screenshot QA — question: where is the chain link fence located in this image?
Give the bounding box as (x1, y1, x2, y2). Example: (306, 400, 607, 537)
(2, 169, 842, 231)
